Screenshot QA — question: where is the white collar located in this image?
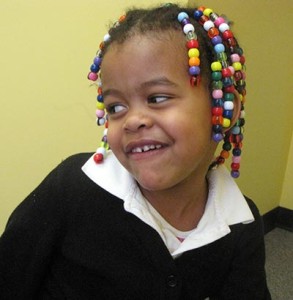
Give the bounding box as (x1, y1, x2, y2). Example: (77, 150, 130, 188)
(82, 151, 254, 257)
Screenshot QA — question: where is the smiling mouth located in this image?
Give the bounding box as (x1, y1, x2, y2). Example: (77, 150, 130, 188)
(131, 144, 163, 153)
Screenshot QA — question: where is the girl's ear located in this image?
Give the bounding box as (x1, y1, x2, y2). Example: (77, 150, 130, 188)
(223, 90, 242, 132)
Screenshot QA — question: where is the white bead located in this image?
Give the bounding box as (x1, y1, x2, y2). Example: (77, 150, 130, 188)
(203, 20, 214, 31)
(103, 33, 111, 42)
(240, 111, 246, 118)
(219, 23, 230, 33)
(224, 101, 234, 110)
(96, 147, 106, 156)
(103, 128, 108, 135)
(183, 23, 194, 34)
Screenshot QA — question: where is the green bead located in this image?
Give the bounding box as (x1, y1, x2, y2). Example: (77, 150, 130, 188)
(224, 93, 235, 101)
(212, 71, 222, 81)
(212, 80, 223, 89)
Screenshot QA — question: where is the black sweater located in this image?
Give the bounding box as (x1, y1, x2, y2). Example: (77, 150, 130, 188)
(0, 153, 271, 299)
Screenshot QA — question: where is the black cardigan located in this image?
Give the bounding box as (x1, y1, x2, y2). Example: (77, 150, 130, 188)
(0, 153, 271, 299)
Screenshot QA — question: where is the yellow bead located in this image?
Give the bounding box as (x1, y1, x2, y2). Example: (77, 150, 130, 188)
(223, 118, 231, 128)
(233, 62, 242, 71)
(211, 61, 222, 71)
(96, 102, 105, 110)
(203, 8, 213, 17)
(188, 48, 200, 58)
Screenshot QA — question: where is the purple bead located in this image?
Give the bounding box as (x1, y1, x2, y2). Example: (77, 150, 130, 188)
(181, 18, 190, 26)
(213, 133, 223, 142)
(189, 66, 200, 76)
(94, 56, 102, 66)
(211, 35, 222, 45)
(231, 170, 240, 178)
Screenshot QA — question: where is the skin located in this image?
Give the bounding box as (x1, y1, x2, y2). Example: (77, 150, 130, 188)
(101, 31, 219, 231)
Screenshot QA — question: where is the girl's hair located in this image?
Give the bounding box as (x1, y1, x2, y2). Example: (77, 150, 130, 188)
(88, 4, 246, 178)
(104, 5, 214, 84)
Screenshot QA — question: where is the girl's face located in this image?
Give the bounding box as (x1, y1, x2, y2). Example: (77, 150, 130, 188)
(101, 32, 217, 193)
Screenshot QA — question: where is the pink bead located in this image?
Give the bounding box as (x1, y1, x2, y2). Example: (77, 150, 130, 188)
(96, 109, 105, 118)
(231, 54, 240, 63)
(232, 156, 241, 163)
(88, 72, 98, 81)
(212, 89, 223, 99)
(228, 66, 235, 75)
(214, 17, 225, 27)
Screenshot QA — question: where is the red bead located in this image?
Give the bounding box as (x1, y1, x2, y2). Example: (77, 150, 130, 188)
(231, 162, 240, 170)
(190, 75, 201, 86)
(222, 30, 234, 40)
(224, 85, 235, 93)
(212, 107, 223, 116)
(186, 39, 199, 49)
(199, 15, 209, 25)
(222, 68, 232, 77)
(240, 55, 245, 64)
(93, 153, 104, 163)
(226, 37, 237, 46)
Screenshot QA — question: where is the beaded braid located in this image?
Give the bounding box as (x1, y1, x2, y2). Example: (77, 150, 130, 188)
(87, 5, 246, 178)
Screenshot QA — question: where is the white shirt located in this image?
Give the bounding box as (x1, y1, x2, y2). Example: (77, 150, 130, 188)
(82, 151, 254, 258)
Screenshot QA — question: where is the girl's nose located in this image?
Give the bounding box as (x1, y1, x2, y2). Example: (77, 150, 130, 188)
(123, 110, 153, 132)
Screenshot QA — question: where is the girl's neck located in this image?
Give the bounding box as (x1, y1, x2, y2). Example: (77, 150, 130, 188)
(139, 175, 208, 231)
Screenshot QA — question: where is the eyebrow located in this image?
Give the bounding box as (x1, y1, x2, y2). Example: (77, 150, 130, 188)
(139, 76, 178, 89)
(102, 76, 178, 99)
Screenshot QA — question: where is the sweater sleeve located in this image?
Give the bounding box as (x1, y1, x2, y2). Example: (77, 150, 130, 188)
(213, 198, 271, 300)
(0, 155, 84, 299)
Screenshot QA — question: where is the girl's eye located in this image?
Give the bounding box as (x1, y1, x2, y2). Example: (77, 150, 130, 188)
(106, 104, 126, 115)
(148, 95, 169, 104)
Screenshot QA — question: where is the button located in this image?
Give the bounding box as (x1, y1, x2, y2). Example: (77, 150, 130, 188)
(167, 275, 177, 288)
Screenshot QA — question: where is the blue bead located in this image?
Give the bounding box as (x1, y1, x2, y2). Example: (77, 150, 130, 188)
(90, 63, 99, 73)
(223, 77, 233, 87)
(214, 43, 225, 53)
(223, 109, 233, 119)
(178, 12, 189, 22)
(212, 98, 223, 107)
(97, 94, 103, 102)
(213, 124, 222, 133)
(193, 10, 203, 20)
(231, 126, 241, 134)
(232, 148, 242, 156)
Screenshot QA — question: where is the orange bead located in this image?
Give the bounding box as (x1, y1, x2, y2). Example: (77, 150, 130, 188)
(189, 56, 200, 66)
(220, 150, 230, 159)
(212, 115, 223, 125)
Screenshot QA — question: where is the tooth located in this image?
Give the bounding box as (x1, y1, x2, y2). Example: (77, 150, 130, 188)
(143, 145, 150, 152)
(150, 145, 155, 149)
(155, 145, 162, 149)
(132, 147, 142, 153)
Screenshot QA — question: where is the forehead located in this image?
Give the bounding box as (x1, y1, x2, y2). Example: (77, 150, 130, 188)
(101, 31, 189, 85)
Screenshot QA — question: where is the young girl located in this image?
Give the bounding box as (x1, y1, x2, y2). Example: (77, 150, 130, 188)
(0, 4, 271, 299)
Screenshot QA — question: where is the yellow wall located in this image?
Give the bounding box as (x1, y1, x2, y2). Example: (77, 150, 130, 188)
(280, 132, 293, 210)
(0, 0, 292, 234)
